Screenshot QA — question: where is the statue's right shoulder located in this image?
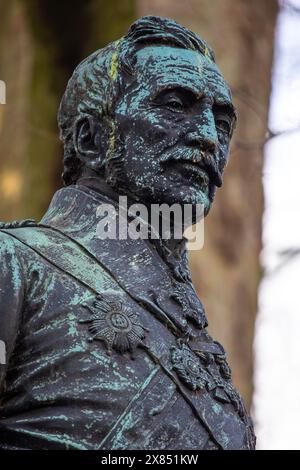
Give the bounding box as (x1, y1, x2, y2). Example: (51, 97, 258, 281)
(0, 219, 37, 230)
(0, 219, 38, 256)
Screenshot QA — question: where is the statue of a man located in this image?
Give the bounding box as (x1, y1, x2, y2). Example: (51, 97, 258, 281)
(0, 16, 255, 450)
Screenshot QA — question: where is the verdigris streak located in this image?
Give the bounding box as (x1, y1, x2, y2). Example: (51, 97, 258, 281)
(0, 16, 255, 450)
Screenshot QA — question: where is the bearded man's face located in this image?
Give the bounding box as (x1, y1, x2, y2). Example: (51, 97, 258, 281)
(106, 45, 235, 216)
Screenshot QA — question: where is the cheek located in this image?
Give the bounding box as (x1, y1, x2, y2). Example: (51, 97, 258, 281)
(217, 141, 230, 171)
(116, 108, 183, 152)
(120, 133, 160, 181)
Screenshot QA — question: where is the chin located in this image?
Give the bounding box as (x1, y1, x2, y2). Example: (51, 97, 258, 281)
(156, 186, 211, 217)
(176, 186, 210, 208)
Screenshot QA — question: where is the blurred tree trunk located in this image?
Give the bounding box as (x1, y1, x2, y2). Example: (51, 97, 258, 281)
(0, 0, 135, 220)
(0, 0, 32, 220)
(139, 0, 278, 408)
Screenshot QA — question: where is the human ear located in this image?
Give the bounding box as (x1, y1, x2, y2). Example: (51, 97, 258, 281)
(73, 115, 104, 170)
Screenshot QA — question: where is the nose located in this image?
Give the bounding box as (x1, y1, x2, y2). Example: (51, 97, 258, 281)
(185, 109, 218, 153)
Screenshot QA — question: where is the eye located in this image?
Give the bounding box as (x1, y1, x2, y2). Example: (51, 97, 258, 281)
(153, 89, 194, 113)
(215, 114, 232, 136)
(166, 96, 184, 111)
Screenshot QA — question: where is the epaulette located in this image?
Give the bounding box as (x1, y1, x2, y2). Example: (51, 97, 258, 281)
(0, 219, 37, 229)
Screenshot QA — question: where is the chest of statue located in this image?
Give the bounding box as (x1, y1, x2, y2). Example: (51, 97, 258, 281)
(0, 222, 254, 450)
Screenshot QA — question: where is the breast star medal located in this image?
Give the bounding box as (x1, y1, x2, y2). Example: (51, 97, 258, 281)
(79, 294, 148, 354)
(170, 343, 213, 391)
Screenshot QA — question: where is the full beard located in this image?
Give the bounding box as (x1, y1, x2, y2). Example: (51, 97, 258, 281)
(104, 134, 220, 216)
(157, 146, 219, 216)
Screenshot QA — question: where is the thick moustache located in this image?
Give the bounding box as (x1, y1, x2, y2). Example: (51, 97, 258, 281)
(174, 161, 209, 186)
(173, 156, 223, 188)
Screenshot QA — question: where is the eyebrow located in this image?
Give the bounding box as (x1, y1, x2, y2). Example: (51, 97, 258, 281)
(153, 81, 204, 99)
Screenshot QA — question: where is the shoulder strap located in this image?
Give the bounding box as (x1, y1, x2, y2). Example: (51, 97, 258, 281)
(1, 225, 181, 334)
(0, 225, 114, 296)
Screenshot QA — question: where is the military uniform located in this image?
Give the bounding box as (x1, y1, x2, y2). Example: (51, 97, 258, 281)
(0, 184, 255, 450)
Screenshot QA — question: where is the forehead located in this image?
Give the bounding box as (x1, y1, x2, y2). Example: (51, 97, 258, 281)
(134, 46, 232, 103)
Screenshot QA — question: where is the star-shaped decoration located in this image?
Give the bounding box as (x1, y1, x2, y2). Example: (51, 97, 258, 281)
(170, 343, 213, 391)
(79, 294, 148, 354)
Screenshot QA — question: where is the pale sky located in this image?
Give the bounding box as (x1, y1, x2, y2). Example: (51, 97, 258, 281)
(253, 0, 300, 450)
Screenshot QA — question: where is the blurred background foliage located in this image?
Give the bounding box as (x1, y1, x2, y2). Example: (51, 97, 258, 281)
(0, 0, 278, 409)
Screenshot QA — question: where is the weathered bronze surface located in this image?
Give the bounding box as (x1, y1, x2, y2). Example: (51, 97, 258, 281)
(0, 16, 255, 450)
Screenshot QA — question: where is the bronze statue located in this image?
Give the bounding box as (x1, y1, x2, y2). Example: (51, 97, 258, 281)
(0, 16, 255, 450)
